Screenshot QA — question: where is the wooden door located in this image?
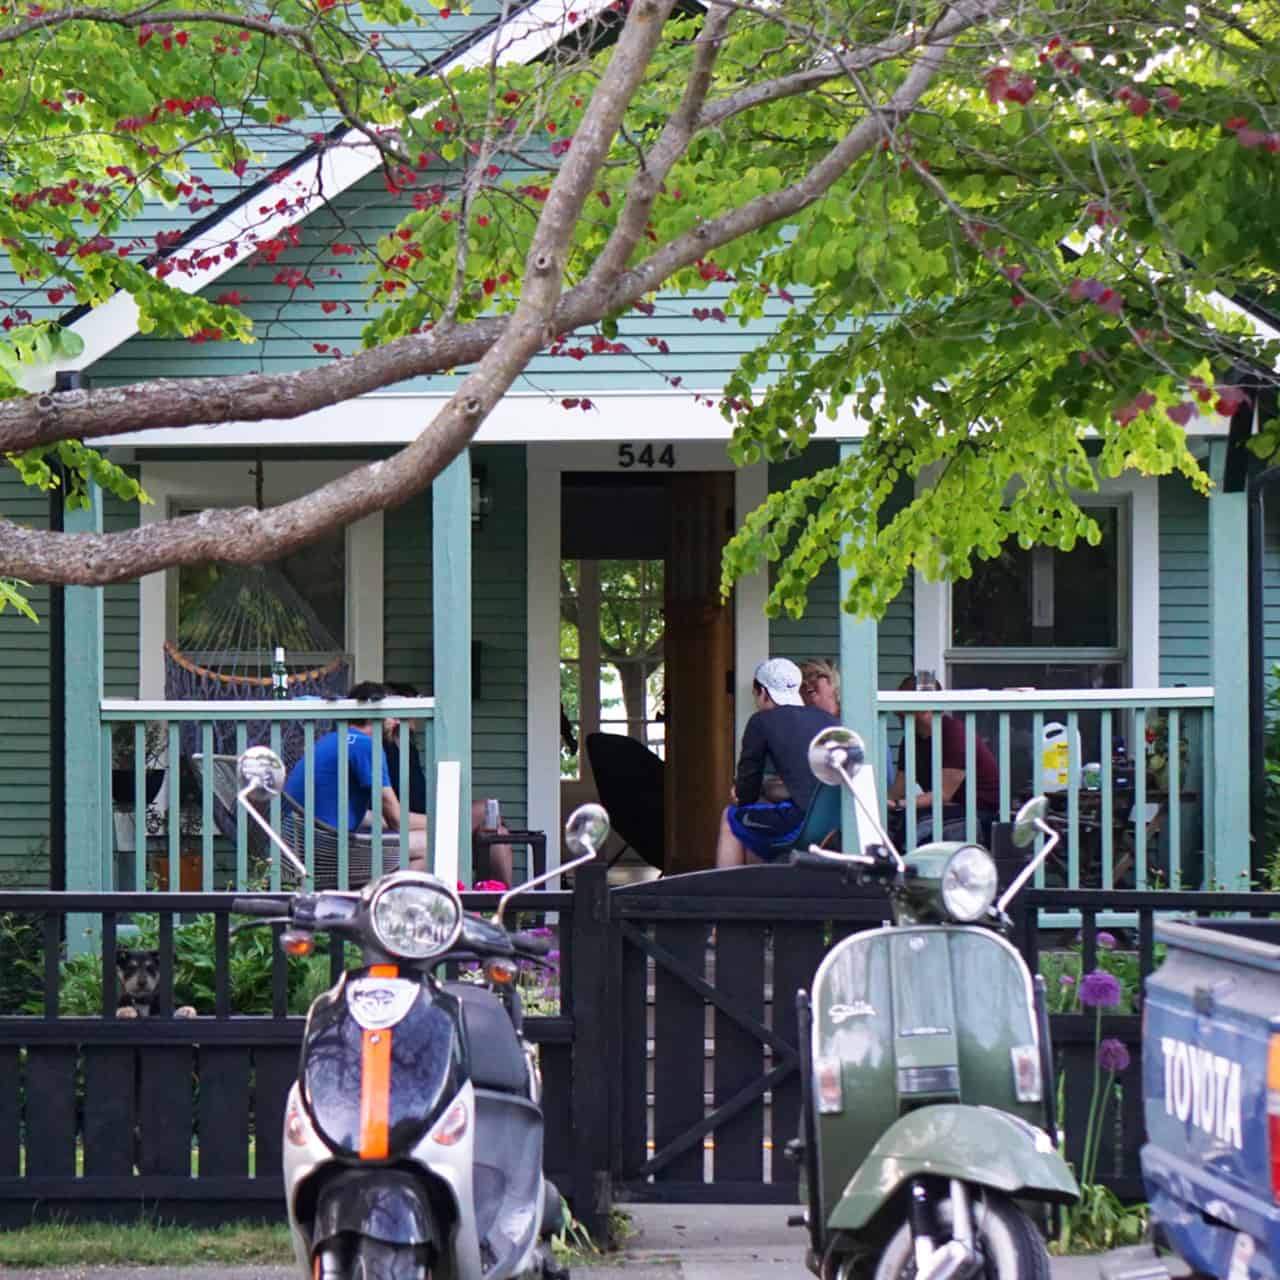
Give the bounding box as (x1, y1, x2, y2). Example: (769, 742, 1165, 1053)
(663, 472, 735, 874)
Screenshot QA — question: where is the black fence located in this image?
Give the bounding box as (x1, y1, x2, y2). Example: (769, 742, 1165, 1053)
(0, 870, 609, 1231)
(0, 872, 1275, 1230)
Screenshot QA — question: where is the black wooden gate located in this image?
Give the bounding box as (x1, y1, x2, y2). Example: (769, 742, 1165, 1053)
(611, 873, 1275, 1208)
(610, 866, 888, 1203)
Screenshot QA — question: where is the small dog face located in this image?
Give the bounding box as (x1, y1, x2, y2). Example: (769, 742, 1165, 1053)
(117, 948, 160, 1004)
(115, 948, 196, 1018)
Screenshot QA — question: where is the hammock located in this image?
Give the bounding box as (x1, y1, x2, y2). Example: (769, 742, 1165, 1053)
(163, 563, 351, 835)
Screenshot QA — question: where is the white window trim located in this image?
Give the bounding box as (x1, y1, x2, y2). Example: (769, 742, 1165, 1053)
(524, 440, 767, 863)
(137, 460, 383, 698)
(913, 472, 1158, 688)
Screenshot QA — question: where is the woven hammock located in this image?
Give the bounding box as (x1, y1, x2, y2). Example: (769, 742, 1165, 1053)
(164, 563, 351, 833)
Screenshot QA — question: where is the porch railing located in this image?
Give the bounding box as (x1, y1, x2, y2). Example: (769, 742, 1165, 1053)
(875, 687, 1216, 891)
(99, 697, 436, 893)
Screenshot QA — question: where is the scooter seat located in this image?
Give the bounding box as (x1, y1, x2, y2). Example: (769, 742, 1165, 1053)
(442, 982, 529, 1094)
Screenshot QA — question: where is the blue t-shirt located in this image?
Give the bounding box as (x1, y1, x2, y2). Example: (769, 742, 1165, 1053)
(283, 727, 389, 831)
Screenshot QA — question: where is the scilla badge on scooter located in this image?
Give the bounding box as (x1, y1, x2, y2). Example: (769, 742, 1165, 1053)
(230, 745, 610, 1280)
(788, 727, 1079, 1280)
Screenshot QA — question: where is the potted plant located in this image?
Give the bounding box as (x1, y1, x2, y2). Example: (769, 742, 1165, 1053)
(1145, 714, 1190, 793)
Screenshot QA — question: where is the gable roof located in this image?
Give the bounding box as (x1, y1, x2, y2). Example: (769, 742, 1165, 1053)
(27, 0, 609, 391)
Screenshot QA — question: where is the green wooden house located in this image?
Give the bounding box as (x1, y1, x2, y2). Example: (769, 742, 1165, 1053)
(0, 0, 1265, 896)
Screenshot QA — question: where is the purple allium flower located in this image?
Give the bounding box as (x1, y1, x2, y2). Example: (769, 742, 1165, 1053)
(1096, 931, 1116, 950)
(1097, 1038, 1130, 1072)
(1059, 974, 1075, 987)
(1079, 970, 1122, 1008)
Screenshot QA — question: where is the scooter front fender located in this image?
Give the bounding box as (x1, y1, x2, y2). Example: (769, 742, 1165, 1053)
(314, 1168, 444, 1248)
(827, 1104, 1079, 1233)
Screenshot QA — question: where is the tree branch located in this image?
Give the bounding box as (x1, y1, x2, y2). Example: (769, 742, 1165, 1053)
(0, 0, 681, 585)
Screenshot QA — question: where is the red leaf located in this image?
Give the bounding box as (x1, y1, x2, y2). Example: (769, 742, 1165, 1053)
(1166, 402, 1194, 426)
(1225, 115, 1250, 131)
(47, 288, 64, 304)
(313, 343, 329, 353)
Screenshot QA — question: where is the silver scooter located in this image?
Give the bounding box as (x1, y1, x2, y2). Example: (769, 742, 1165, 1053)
(231, 746, 608, 1280)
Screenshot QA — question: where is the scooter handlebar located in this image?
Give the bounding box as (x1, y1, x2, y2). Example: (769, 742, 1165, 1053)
(232, 896, 290, 917)
(511, 930, 553, 956)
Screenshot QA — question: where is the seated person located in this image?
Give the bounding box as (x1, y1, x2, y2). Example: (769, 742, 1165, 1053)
(384, 681, 514, 885)
(800, 658, 896, 786)
(282, 681, 428, 869)
(715, 658, 839, 867)
(886, 674, 998, 846)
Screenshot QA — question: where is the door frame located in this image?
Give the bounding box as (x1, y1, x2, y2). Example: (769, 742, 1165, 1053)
(526, 440, 768, 870)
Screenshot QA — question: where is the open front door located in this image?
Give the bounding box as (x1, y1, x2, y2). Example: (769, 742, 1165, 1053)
(663, 472, 735, 874)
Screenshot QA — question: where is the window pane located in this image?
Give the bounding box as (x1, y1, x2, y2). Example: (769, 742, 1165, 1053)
(953, 508, 1118, 649)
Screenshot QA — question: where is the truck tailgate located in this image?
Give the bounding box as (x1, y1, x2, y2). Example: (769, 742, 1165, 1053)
(1142, 919, 1280, 1277)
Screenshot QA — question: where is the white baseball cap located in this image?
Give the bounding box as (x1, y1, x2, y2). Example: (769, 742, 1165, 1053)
(753, 658, 805, 707)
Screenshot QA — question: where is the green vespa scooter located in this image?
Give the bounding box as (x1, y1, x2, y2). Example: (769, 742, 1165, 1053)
(791, 726, 1079, 1280)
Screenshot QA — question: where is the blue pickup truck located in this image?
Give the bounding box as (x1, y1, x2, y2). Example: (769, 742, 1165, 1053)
(1141, 917, 1280, 1280)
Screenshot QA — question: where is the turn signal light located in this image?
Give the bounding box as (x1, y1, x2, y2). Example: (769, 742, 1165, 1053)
(1011, 1046, 1043, 1103)
(815, 1057, 843, 1114)
(281, 930, 315, 957)
(431, 1099, 469, 1147)
(286, 1099, 313, 1147)
(484, 958, 519, 986)
(1267, 1035, 1280, 1204)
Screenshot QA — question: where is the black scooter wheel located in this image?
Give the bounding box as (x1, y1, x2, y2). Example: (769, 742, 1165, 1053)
(351, 1238, 430, 1280)
(873, 1192, 1051, 1280)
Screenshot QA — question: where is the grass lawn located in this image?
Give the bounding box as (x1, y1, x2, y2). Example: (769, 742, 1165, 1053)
(0, 1220, 294, 1268)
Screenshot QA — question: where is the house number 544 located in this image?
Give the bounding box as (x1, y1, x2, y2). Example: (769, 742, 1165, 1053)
(618, 443, 677, 469)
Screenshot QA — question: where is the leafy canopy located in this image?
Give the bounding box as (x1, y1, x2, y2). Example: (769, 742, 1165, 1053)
(0, 1, 1277, 619)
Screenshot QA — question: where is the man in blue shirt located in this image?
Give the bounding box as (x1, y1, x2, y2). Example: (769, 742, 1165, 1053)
(283, 681, 428, 867)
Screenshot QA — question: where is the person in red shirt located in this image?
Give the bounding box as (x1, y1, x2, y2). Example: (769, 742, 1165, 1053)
(887, 674, 998, 845)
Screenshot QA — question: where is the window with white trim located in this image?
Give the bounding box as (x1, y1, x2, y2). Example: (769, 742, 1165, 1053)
(947, 502, 1128, 691)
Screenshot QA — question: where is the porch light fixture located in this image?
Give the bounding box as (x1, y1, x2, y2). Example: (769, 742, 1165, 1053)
(471, 468, 491, 527)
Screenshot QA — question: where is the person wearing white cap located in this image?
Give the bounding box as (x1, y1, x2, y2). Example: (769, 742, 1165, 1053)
(714, 658, 839, 867)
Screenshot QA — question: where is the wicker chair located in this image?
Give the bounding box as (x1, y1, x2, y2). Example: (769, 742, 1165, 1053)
(279, 790, 386, 889)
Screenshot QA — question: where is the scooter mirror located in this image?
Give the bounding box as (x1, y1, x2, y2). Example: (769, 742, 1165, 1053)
(238, 746, 287, 797)
(808, 726, 866, 787)
(565, 802, 610, 857)
(1012, 795, 1049, 848)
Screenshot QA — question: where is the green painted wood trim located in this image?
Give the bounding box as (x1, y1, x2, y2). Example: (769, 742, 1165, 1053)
(64, 483, 106, 949)
(877, 689, 1214, 712)
(433, 451, 473, 881)
(838, 440, 878, 842)
(1208, 439, 1250, 889)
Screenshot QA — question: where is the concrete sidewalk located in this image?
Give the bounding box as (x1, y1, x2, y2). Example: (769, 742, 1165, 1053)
(0, 1203, 1178, 1280)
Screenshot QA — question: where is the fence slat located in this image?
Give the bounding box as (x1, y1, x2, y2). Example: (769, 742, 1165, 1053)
(711, 923, 766, 1185)
(198, 1046, 252, 1177)
(24, 1046, 77, 1176)
(651, 921, 708, 1185)
(83, 1046, 136, 1176)
(139, 1046, 194, 1176)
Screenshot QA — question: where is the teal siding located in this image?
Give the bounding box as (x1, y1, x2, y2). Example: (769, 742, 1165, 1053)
(0, 470, 51, 886)
(766, 446, 913, 691)
(383, 444, 527, 830)
(1264, 498, 1280, 683)
(1159, 474, 1211, 687)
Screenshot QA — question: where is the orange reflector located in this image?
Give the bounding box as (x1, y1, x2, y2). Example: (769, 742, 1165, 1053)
(485, 958, 518, 985)
(281, 931, 314, 957)
(1268, 1035, 1280, 1204)
(359, 1029, 392, 1159)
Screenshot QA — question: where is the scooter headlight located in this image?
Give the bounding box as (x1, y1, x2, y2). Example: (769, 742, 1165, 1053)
(370, 874, 463, 960)
(939, 844, 998, 922)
